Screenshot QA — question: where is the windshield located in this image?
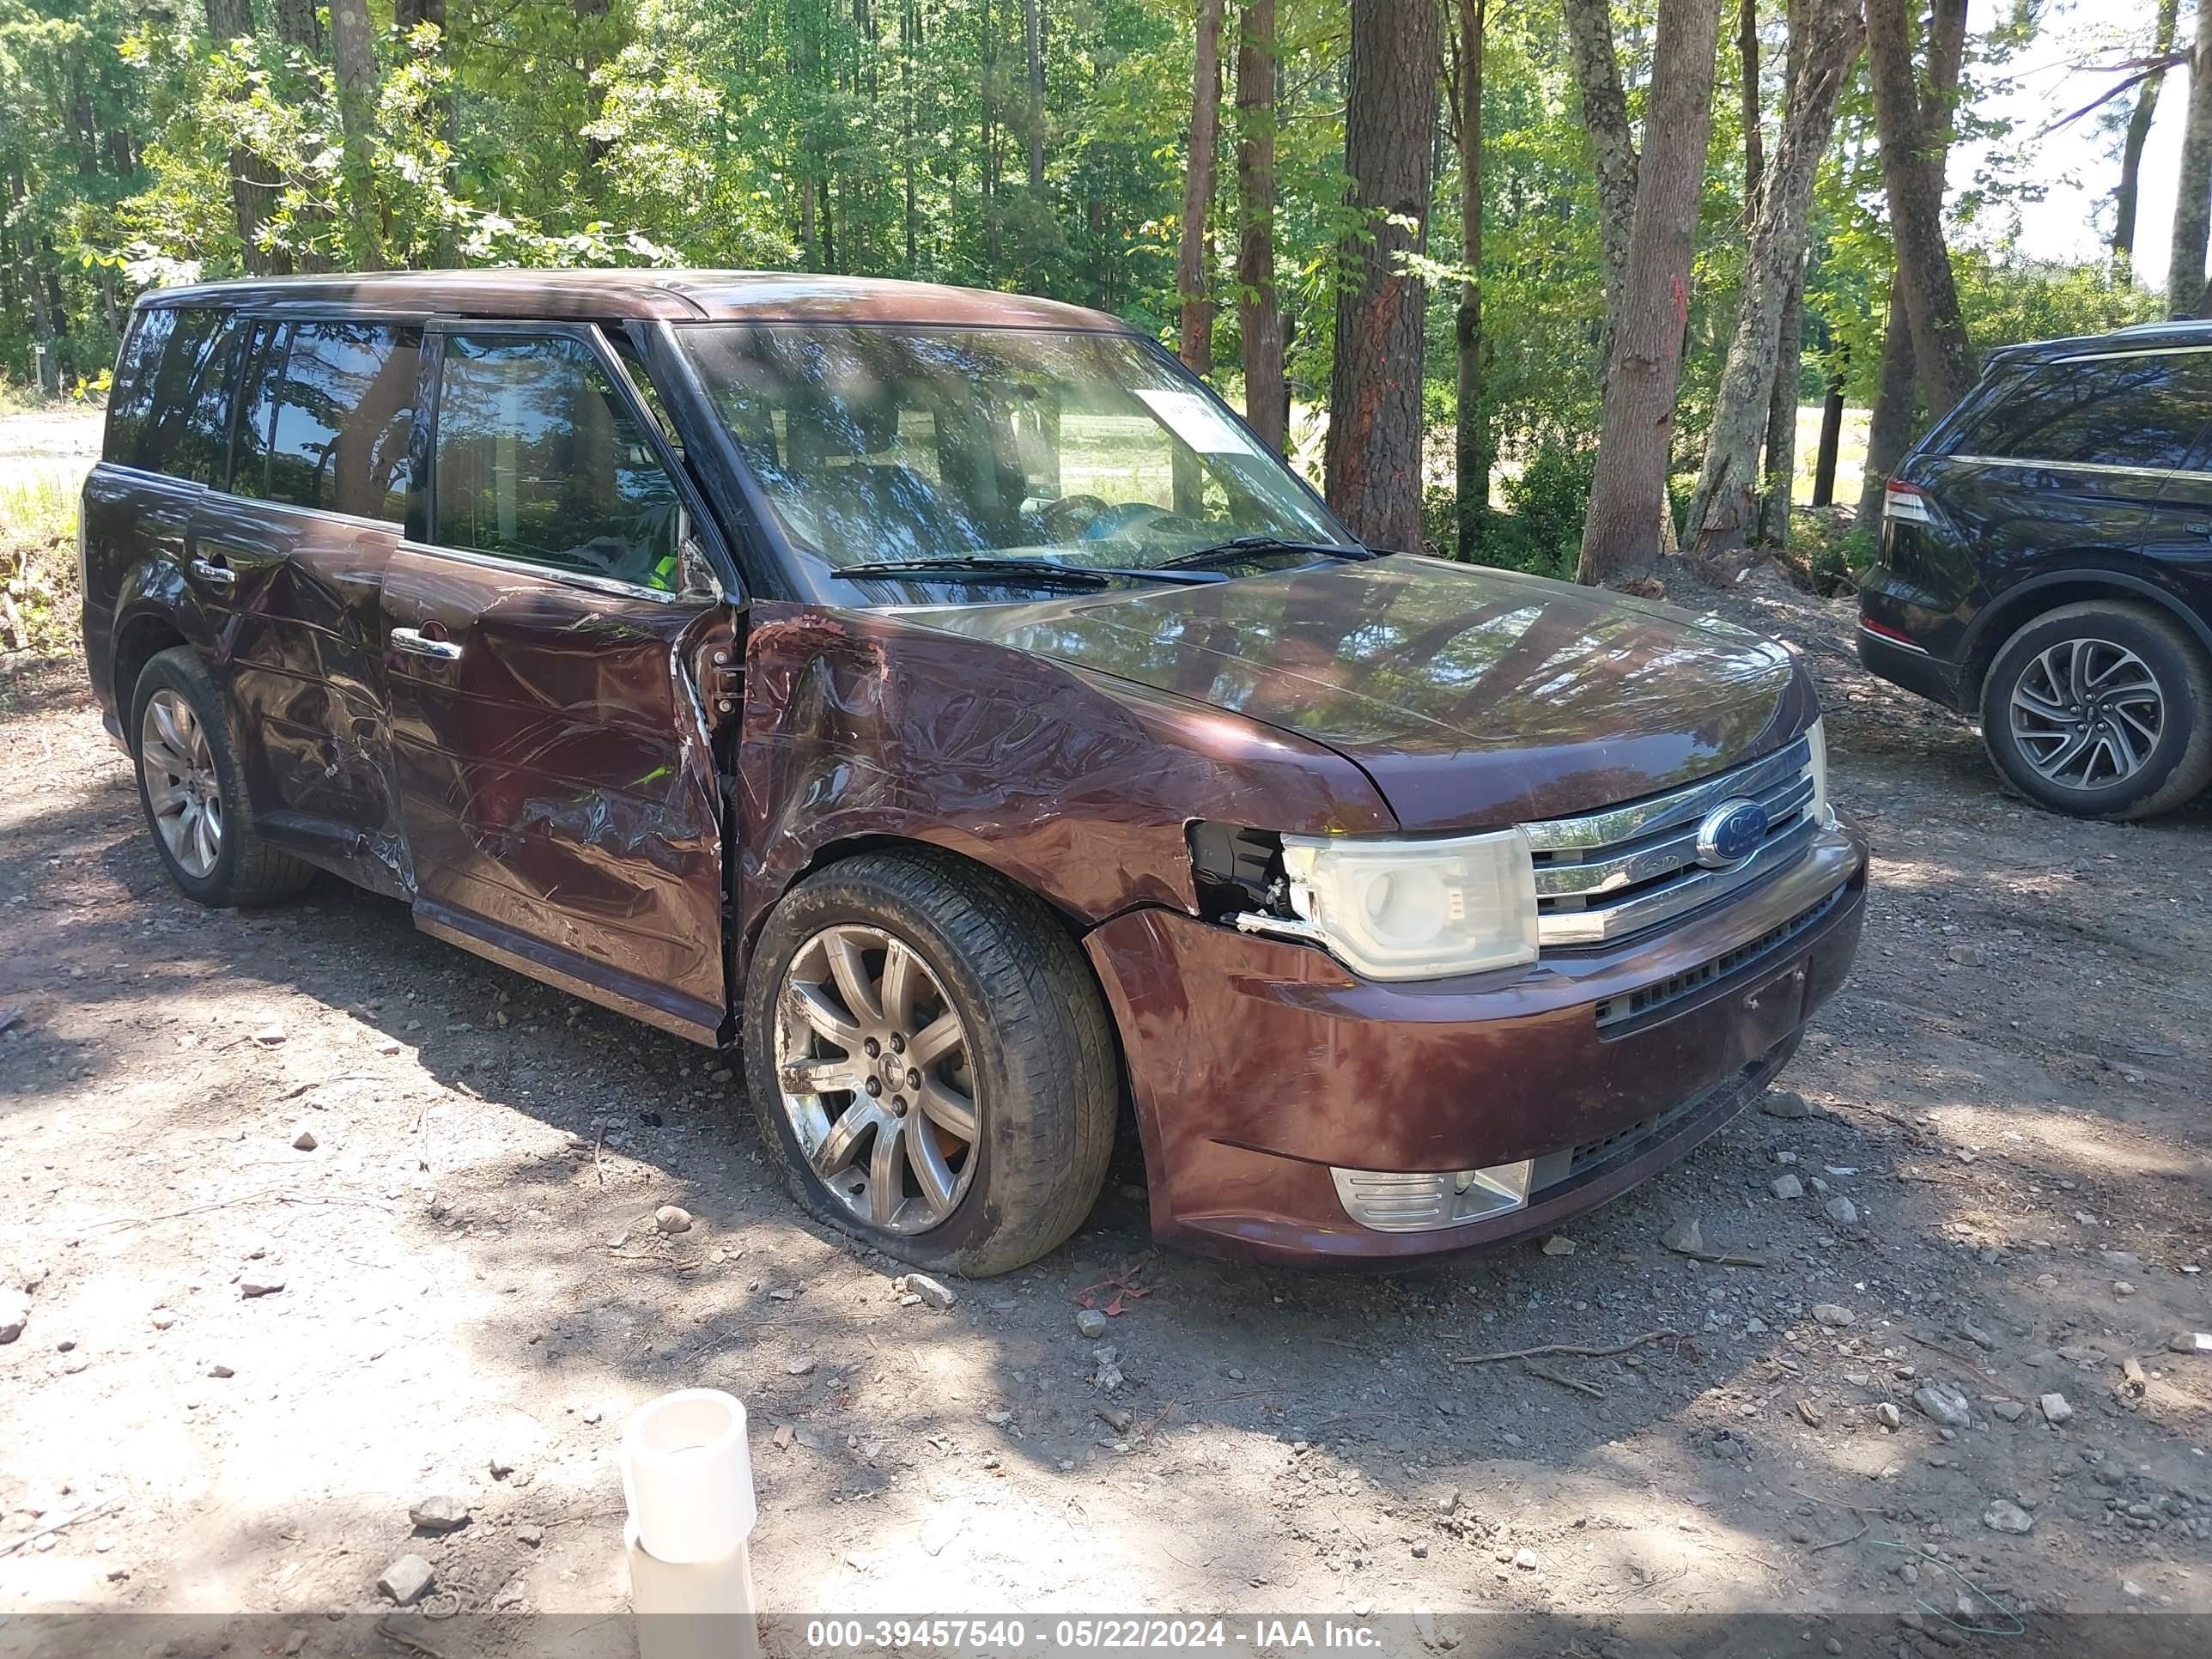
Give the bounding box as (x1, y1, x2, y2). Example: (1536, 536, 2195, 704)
(675, 324, 1350, 584)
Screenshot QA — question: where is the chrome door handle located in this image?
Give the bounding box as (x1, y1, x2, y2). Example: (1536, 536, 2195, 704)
(188, 557, 236, 589)
(390, 627, 463, 661)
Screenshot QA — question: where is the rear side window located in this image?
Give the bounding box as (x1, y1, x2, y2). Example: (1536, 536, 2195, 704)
(104, 307, 176, 464)
(105, 307, 240, 484)
(430, 332, 683, 591)
(1960, 352, 2212, 471)
(240, 321, 420, 520)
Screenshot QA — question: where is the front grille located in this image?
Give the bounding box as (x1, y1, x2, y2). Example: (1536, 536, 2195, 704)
(1591, 884, 1844, 1031)
(1522, 736, 1819, 946)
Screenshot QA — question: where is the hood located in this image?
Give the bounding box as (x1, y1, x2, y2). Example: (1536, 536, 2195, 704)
(904, 555, 1816, 830)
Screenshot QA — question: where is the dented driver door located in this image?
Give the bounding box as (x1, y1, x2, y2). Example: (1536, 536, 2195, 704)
(380, 324, 742, 1045)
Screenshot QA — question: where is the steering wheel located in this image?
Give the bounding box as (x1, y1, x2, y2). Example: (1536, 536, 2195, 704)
(1036, 493, 1113, 540)
(1080, 501, 1178, 541)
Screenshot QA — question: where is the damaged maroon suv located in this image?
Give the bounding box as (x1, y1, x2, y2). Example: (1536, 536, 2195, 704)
(81, 270, 1867, 1274)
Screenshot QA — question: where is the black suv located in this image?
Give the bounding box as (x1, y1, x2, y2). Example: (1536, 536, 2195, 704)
(1857, 319, 2212, 819)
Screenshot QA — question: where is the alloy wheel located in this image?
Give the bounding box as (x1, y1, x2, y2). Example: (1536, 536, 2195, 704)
(2008, 637, 2165, 791)
(772, 923, 980, 1233)
(141, 688, 224, 878)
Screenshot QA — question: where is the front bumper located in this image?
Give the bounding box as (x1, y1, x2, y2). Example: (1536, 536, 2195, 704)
(1084, 819, 1868, 1267)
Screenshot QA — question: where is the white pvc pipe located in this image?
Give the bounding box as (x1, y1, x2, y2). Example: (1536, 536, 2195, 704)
(622, 1389, 760, 1659)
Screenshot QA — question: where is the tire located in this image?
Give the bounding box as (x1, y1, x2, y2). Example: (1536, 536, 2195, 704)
(1979, 601, 2212, 822)
(131, 646, 315, 908)
(742, 848, 1117, 1278)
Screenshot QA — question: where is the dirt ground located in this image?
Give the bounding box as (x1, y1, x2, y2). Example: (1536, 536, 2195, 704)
(3, 415, 2209, 1651)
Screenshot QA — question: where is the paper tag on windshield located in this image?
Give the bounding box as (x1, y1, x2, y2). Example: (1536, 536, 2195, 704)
(1134, 388, 1259, 456)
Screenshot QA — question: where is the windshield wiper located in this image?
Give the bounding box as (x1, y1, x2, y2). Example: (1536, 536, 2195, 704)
(832, 556, 1222, 588)
(1152, 535, 1376, 571)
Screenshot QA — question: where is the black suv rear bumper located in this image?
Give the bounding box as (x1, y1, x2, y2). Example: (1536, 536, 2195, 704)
(1856, 623, 1966, 712)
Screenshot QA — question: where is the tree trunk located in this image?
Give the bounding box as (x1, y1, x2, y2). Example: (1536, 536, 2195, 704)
(1855, 283, 1917, 525)
(1323, 0, 1439, 551)
(1560, 0, 1638, 328)
(1023, 0, 1046, 190)
(903, 0, 920, 271)
(273, 0, 323, 55)
(1811, 350, 1845, 506)
(1759, 263, 1804, 545)
(1177, 0, 1226, 377)
(2172, 0, 2212, 316)
(1575, 0, 1723, 585)
(1739, 0, 1763, 218)
(1682, 0, 1860, 558)
(395, 0, 455, 264)
(1756, 0, 1808, 548)
(2114, 0, 2179, 276)
(1867, 0, 1972, 415)
(1853, 0, 1965, 528)
(1236, 0, 1286, 453)
(1453, 0, 1490, 559)
(981, 0, 999, 271)
(327, 0, 387, 270)
(203, 0, 287, 276)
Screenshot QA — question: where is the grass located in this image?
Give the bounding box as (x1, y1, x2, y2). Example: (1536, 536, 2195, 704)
(1, 471, 82, 659)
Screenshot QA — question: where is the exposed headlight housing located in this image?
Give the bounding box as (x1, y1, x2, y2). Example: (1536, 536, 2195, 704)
(1279, 828, 1540, 981)
(1806, 716, 1832, 826)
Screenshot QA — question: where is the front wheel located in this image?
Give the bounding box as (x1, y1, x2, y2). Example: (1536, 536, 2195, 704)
(742, 849, 1118, 1277)
(1980, 601, 2212, 821)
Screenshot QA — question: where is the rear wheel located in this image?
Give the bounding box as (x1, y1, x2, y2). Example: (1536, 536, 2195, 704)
(742, 848, 1117, 1277)
(131, 647, 313, 907)
(1979, 602, 2212, 820)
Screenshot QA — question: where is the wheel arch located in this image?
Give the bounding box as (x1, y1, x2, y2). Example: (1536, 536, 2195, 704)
(739, 830, 1146, 1147)
(1963, 571, 2212, 701)
(111, 611, 193, 733)
(740, 826, 1132, 976)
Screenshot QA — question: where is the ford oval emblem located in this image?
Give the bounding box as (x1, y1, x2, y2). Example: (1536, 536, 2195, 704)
(1695, 798, 1769, 869)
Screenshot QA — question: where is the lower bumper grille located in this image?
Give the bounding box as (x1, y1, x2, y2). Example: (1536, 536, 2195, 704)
(1592, 884, 1845, 1032)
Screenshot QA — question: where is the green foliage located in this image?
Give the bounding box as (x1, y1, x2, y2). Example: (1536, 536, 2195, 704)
(1789, 511, 1880, 599)
(1499, 442, 1596, 567)
(1, 471, 82, 658)
(1420, 441, 1590, 583)
(0, 0, 2162, 568)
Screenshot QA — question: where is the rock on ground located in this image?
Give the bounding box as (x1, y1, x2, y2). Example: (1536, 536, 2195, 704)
(377, 1554, 435, 1605)
(408, 1495, 470, 1533)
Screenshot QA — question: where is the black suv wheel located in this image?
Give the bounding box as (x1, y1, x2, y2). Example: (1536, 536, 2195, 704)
(1980, 601, 2212, 820)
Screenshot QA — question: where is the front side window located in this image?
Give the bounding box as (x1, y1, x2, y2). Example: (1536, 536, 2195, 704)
(430, 332, 683, 591)
(675, 324, 1346, 588)
(240, 322, 419, 520)
(1960, 352, 2212, 471)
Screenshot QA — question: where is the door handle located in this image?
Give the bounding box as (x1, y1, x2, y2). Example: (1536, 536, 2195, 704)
(390, 626, 463, 661)
(188, 557, 236, 590)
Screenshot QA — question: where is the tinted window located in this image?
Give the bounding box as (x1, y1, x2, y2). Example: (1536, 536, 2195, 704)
(263, 323, 421, 520)
(230, 323, 286, 501)
(104, 307, 176, 465)
(109, 307, 239, 483)
(167, 314, 246, 486)
(1962, 352, 2212, 471)
(431, 333, 682, 590)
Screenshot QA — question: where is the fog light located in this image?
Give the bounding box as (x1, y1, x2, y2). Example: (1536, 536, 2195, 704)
(1330, 1159, 1534, 1232)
